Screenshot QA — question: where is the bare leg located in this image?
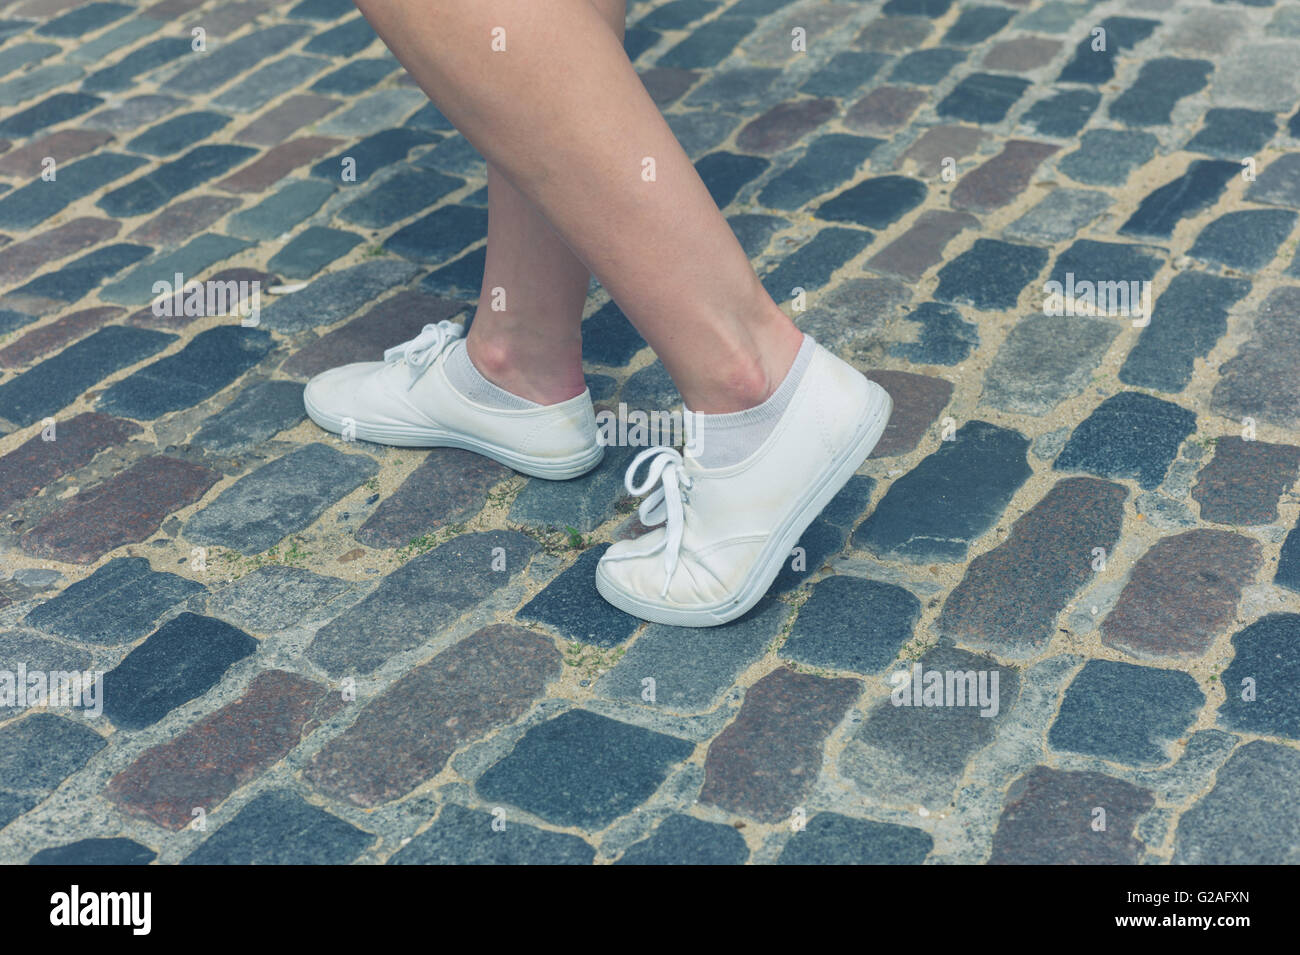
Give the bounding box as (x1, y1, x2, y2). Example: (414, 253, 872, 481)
(464, 0, 627, 407)
(465, 166, 590, 404)
(354, 0, 803, 412)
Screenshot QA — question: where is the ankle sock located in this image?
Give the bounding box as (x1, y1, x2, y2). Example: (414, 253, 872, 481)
(684, 333, 816, 469)
(444, 341, 542, 410)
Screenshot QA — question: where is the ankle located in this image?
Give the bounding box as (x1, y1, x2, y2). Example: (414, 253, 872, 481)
(684, 319, 805, 414)
(463, 330, 517, 381)
(465, 326, 586, 405)
(715, 355, 776, 410)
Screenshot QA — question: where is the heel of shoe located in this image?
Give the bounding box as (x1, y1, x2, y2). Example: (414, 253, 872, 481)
(493, 437, 605, 480)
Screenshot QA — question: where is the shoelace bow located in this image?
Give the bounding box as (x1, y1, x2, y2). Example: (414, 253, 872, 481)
(383, 320, 463, 389)
(613, 446, 694, 598)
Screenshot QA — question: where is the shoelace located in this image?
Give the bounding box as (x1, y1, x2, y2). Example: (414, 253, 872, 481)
(382, 320, 463, 389)
(613, 446, 694, 598)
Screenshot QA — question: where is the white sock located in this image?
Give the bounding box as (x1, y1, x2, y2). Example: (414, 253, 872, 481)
(443, 341, 541, 410)
(684, 334, 816, 469)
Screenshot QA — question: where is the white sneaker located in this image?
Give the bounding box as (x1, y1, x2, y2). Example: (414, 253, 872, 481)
(595, 342, 891, 626)
(303, 320, 604, 479)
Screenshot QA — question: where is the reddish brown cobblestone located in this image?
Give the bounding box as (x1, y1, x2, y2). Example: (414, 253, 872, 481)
(106, 670, 342, 829)
(20, 456, 220, 563)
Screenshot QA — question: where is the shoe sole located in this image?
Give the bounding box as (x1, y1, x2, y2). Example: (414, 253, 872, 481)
(303, 392, 604, 480)
(595, 380, 893, 627)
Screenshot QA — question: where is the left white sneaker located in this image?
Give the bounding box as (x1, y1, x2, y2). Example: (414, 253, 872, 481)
(595, 341, 891, 627)
(303, 320, 604, 479)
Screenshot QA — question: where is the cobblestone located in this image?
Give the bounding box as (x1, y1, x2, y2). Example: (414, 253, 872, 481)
(780, 575, 918, 674)
(840, 643, 1020, 809)
(1053, 392, 1197, 490)
(2, 0, 1298, 866)
(616, 813, 749, 865)
(182, 790, 373, 864)
(1119, 273, 1251, 393)
(1049, 660, 1204, 765)
(981, 316, 1119, 415)
(1191, 437, 1300, 526)
(389, 803, 594, 865)
(478, 708, 694, 829)
(700, 667, 859, 822)
(934, 238, 1048, 310)
(598, 598, 785, 710)
(990, 767, 1153, 864)
(0, 715, 105, 829)
(184, 442, 377, 554)
(306, 625, 559, 806)
(107, 670, 340, 828)
(855, 420, 1031, 563)
(1101, 529, 1260, 660)
(937, 477, 1126, 656)
(1173, 742, 1300, 864)
(25, 555, 202, 645)
(778, 813, 932, 865)
(307, 530, 538, 676)
(1211, 286, 1300, 430)
(101, 612, 258, 730)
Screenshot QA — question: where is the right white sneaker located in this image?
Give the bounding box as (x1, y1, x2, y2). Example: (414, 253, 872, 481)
(303, 320, 604, 479)
(595, 341, 891, 627)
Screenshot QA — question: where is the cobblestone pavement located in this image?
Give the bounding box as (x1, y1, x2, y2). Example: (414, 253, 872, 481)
(1, 0, 1299, 866)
